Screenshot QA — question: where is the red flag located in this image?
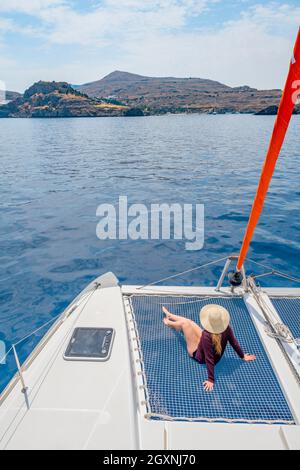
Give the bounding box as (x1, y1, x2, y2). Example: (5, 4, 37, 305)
(237, 28, 300, 271)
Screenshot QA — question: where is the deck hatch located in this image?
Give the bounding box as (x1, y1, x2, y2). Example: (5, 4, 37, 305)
(129, 295, 294, 425)
(64, 327, 115, 361)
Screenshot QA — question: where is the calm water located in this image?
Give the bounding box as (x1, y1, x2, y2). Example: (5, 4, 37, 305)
(0, 114, 299, 391)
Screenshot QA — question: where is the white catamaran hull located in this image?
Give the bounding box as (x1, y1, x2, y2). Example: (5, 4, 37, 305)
(0, 271, 299, 450)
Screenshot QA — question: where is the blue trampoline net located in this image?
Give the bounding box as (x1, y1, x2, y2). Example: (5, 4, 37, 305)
(129, 295, 294, 425)
(271, 297, 300, 341)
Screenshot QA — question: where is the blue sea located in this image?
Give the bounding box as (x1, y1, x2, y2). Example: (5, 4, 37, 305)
(0, 114, 299, 391)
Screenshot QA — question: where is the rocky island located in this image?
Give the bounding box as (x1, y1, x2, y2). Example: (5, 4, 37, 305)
(1, 71, 299, 118)
(5, 90, 22, 101)
(0, 81, 131, 118)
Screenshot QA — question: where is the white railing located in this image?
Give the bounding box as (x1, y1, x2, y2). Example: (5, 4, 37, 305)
(0, 285, 98, 407)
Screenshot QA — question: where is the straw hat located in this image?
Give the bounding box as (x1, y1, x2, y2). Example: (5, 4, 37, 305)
(200, 305, 230, 334)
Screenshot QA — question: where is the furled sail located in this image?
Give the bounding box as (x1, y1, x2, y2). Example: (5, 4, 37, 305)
(237, 27, 300, 271)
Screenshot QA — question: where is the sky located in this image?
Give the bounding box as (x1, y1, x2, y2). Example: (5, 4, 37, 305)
(0, 0, 299, 92)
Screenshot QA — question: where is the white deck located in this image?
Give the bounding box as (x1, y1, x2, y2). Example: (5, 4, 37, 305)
(0, 277, 299, 450)
(0, 283, 138, 450)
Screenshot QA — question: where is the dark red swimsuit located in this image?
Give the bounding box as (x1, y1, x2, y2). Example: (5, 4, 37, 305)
(193, 326, 244, 383)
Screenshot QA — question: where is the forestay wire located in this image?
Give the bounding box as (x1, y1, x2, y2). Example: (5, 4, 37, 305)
(137, 256, 228, 290)
(0, 286, 97, 366)
(137, 256, 300, 292)
(247, 258, 300, 285)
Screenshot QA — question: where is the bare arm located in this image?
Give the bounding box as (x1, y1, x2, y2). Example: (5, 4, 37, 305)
(228, 327, 256, 362)
(202, 335, 215, 392)
(228, 326, 245, 359)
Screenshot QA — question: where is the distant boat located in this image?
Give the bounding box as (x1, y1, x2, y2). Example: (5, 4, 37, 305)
(0, 29, 300, 450)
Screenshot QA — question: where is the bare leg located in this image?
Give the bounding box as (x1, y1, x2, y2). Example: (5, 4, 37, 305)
(162, 307, 186, 322)
(162, 307, 188, 329)
(162, 307, 202, 357)
(181, 320, 203, 357)
(163, 317, 184, 331)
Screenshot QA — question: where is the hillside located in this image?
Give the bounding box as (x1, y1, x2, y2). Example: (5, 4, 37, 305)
(1, 74, 299, 118)
(78, 71, 285, 115)
(0, 81, 130, 118)
(6, 90, 22, 101)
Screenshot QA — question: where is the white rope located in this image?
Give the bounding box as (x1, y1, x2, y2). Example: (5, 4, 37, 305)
(157, 297, 225, 306)
(127, 297, 151, 412)
(264, 323, 294, 343)
(248, 259, 300, 285)
(147, 295, 239, 306)
(248, 278, 295, 344)
(136, 256, 300, 294)
(144, 412, 294, 425)
(0, 284, 97, 372)
(12, 313, 66, 347)
(247, 278, 300, 387)
(137, 256, 228, 290)
(246, 260, 300, 344)
(11, 288, 95, 347)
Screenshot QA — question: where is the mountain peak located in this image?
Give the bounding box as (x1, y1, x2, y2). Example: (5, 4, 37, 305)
(76, 71, 284, 115)
(78, 70, 231, 101)
(101, 71, 146, 82)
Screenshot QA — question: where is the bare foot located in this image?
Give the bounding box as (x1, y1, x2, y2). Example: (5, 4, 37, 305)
(162, 307, 171, 318)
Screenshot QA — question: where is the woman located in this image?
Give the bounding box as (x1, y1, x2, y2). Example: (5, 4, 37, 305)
(162, 304, 256, 392)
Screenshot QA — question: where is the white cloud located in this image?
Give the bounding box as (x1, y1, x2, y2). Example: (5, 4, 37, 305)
(108, 3, 300, 89)
(0, 0, 65, 14)
(0, 1, 218, 46)
(33, 1, 217, 46)
(105, 0, 209, 12)
(0, 54, 17, 89)
(118, 27, 290, 90)
(0, 17, 16, 34)
(0, 1, 299, 91)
